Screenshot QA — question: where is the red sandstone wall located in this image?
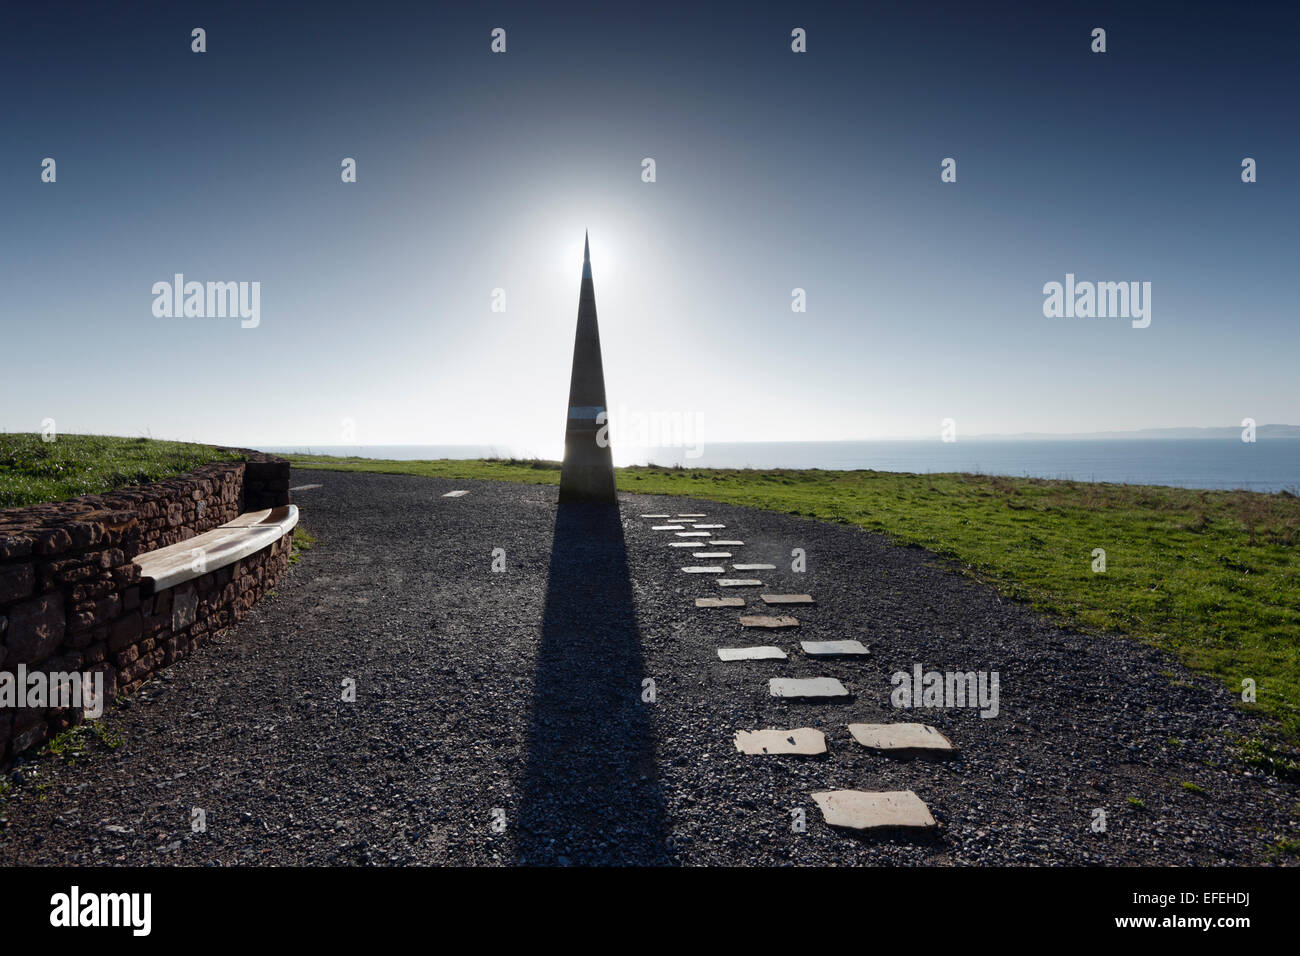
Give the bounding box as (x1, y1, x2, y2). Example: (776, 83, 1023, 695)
(0, 452, 292, 761)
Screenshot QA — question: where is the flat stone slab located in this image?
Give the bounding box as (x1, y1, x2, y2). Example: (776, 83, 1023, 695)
(708, 540, 744, 546)
(801, 639, 869, 657)
(652, 524, 685, 530)
(718, 646, 787, 661)
(640, 514, 671, 519)
(739, 615, 800, 629)
(676, 513, 707, 517)
(675, 531, 711, 537)
(810, 790, 937, 830)
(762, 593, 815, 605)
(692, 551, 732, 558)
(848, 723, 955, 752)
(442, 490, 470, 497)
(734, 728, 827, 755)
(681, 566, 725, 573)
(669, 542, 705, 548)
(769, 677, 849, 699)
(693, 524, 725, 529)
(696, 597, 745, 608)
(718, 578, 763, 587)
(289, 483, 322, 492)
(733, 563, 776, 571)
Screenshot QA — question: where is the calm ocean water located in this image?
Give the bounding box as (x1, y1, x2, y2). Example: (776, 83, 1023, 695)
(267, 439, 1300, 493)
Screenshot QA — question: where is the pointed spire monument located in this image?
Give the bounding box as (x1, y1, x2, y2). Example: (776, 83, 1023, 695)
(559, 231, 617, 503)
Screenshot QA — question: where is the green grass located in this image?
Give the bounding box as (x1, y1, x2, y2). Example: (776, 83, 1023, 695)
(0, 433, 243, 508)
(44, 720, 124, 764)
(289, 454, 1300, 751)
(1269, 837, 1300, 859)
(1239, 736, 1300, 782)
(290, 525, 317, 565)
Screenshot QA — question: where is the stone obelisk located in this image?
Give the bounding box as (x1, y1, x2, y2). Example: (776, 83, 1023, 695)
(559, 232, 617, 503)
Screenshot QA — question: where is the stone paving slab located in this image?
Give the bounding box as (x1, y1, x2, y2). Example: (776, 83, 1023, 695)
(442, 490, 470, 497)
(708, 540, 744, 546)
(761, 594, 815, 605)
(733, 563, 776, 571)
(739, 615, 800, 629)
(695, 596, 746, 608)
(652, 524, 686, 530)
(718, 646, 788, 661)
(810, 790, 937, 830)
(692, 552, 733, 558)
(669, 541, 705, 547)
(675, 531, 711, 537)
(640, 514, 671, 519)
(675, 513, 707, 517)
(847, 722, 955, 752)
(800, 639, 869, 656)
(769, 677, 849, 699)
(681, 566, 725, 573)
(694, 524, 725, 529)
(718, 578, 763, 587)
(734, 728, 827, 755)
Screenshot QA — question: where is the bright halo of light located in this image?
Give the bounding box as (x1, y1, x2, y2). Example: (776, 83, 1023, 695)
(558, 226, 620, 279)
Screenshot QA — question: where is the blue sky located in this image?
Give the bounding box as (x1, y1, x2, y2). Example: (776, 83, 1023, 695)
(2, 1, 1296, 455)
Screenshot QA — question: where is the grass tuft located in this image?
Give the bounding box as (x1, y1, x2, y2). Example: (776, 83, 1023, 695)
(290, 525, 317, 565)
(44, 720, 124, 763)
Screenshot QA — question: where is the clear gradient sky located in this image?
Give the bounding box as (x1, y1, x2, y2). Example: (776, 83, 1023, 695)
(2, 1, 1296, 456)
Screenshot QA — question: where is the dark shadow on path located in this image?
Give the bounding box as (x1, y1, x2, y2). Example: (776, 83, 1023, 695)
(515, 503, 670, 865)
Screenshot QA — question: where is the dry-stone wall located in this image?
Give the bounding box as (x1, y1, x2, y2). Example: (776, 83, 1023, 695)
(0, 452, 291, 761)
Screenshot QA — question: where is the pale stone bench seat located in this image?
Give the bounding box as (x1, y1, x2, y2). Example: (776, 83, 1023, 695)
(134, 505, 299, 593)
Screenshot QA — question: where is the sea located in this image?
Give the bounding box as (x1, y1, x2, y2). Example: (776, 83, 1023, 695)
(264, 439, 1300, 493)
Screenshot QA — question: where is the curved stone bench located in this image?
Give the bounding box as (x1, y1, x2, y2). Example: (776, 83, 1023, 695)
(134, 505, 299, 593)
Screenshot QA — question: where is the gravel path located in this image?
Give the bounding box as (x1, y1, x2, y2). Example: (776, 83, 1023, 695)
(1, 469, 1295, 865)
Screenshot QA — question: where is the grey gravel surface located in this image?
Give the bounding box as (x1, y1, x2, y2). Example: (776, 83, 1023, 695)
(1, 469, 1296, 866)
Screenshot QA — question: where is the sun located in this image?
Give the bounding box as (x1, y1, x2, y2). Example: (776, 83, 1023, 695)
(558, 226, 621, 280)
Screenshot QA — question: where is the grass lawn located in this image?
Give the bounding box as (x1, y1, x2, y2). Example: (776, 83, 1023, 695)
(288, 453, 1300, 761)
(0, 434, 243, 508)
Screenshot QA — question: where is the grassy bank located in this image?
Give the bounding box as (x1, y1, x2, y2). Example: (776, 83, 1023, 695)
(0, 434, 243, 508)
(289, 454, 1300, 754)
